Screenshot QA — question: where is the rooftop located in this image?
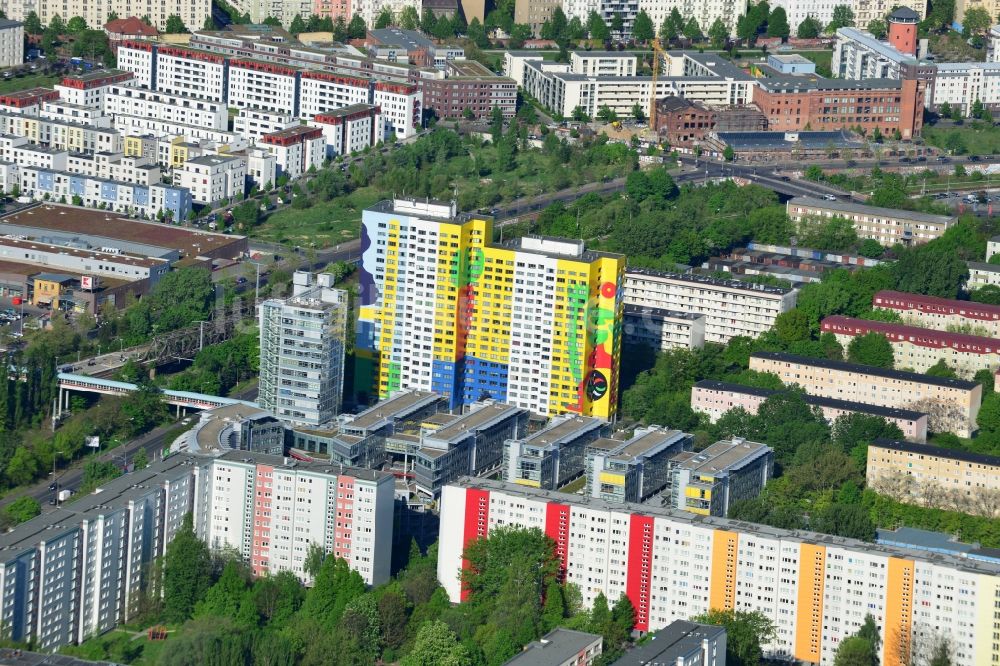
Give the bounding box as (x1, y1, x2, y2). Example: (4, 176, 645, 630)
(449, 477, 1000, 575)
(0, 19, 22, 29)
(822, 314, 1000, 349)
(188, 403, 274, 454)
(522, 414, 606, 447)
(624, 303, 705, 322)
(693, 379, 929, 421)
(625, 267, 795, 295)
(768, 54, 813, 64)
(871, 438, 1000, 467)
(104, 16, 158, 36)
(716, 130, 865, 151)
(504, 629, 602, 666)
(185, 154, 243, 166)
(790, 196, 956, 226)
(368, 27, 435, 51)
(671, 437, 771, 475)
(836, 27, 916, 65)
(0, 204, 245, 258)
(874, 289, 1000, 318)
(345, 389, 441, 431)
(612, 620, 726, 666)
(214, 449, 392, 481)
(750, 351, 980, 390)
(889, 6, 921, 21)
(426, 402, 525, 444)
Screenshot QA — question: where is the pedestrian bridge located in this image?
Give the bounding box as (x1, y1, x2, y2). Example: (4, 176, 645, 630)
(57, 373, 258, 417)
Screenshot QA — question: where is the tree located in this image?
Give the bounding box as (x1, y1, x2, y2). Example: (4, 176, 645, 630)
(399, 5, 420, 30)
(867, 18, 887, 39)
(812, 502, 876, 541)
(962, 6, 991, 37)
(610, 12, 624, 36)
(708, 17, 728, 47)
(204, 16, 218, 29)
(48, 14, 65, 34)
(633, 9, 654, 42)
(164, 14, 188, 33)
(660, 12, 680, 40)
(774, 309, 811, 343)
(631, 103, 646, 122)
(929, 637, 953, 666)
(375, 7, 393, 28)
(977, 392, 1000, 433)
(403, 620, 470, 666)
(162, 513, 213, 623)
(132, 447, 149, 471)
(540, 582, 566, 632)
(467, 17, 490, 46)
(597, 105, 618, 122)
(683, 17, 702, 40)
(767, 7, 789, 37)
(347, 14, 366, 38)
(797, 15, 822, 37)
(508, 23, 532, 48)
(24, 10, 42, 35)
(587, 10, 610, 40)
(834, 636, 879, 666)
(691, 609, 776, 666)
(2, 496, 40, 525)
(66, 16, 87, 33)
(925, 0, 955, 31)
(723, 145, 735, 161)
(289, 14, 306, 34)
(847, 332, 894, 368)
(926, 358, 958, 378)
(828, 4, 854, 30)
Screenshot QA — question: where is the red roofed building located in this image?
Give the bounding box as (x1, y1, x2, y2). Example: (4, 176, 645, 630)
(260, 126, 325, 179)
(873, 290, 1000, 338)
(104, 17, 158, 52)
(821, 314, 1000, 377)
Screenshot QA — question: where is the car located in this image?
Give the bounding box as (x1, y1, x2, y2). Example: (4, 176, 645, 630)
(916, 156, 927, 162)
(236, 277, 248, 286)
(823, 194, 837, 201)
(49, 498, 56, 505)
(48, 482, 57, 491)
(937, 156, 950, 162)
(898, 157, 911, 163)
(969, 155, 982, 162)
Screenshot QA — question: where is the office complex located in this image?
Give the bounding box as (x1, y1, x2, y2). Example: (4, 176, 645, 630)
(749, 351, 982, 437)
(259, 271, 349, 427)
(623, 304, 706, 351)
(585, 426, 691, 504)
(174, 404, 286, 456)
(438, 479, 1000, 665)
(194, 451, 395, 585)
(504, 414, 611, 490)
(666, 437, 773, 517)
(867, 439, 1000, 516)
(873, 290, 1000, 338)
(691, 379, 930, 442)
(623, 269, 797, 344)
(822, 315, 1000, 378)
(787, 197, 956, 247)
(358, 198, 625, 419)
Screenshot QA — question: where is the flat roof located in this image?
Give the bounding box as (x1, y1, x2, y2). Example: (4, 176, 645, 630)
(871, 438, 1000, 467)
(718, 130, 864, 150)
(750, 351, 979, 390)
(693, 379, 928, 421)
(671, 437, 770, 474)
(626, 267, 794, 295)
(186, 154, 243, 166)
(449, 478, 1000, 575)
(0, 204, 245, 258)
(428, 403, 525, 444)
(613, 620, 726, 666)
(624, 303, 705, 322)
(769, 54, 813, 64)
(0, 236, 166, 269)
(790, 196, 956, 226)
(506, 629, 602, 666)
(523, 415, 605, 447)
(192, 404, 274, 452)
(346, 390, 441, 430)
(611, 428, 685, 459)
(369, 27, 435, 50)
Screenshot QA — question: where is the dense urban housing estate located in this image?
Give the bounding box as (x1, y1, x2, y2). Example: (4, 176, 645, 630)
(438, 479, 1000, 666)
(787, 197, 956, 247)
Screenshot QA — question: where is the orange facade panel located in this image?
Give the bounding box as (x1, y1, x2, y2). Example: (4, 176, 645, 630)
(884, 557, 915, 666)
(709, 530, 739, 611)
(795, 543, 826, 663)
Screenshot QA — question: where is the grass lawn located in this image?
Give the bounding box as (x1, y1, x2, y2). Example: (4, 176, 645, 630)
(0, 71, 61, 93)
(252, 187, 382, 248)
(923, 123, 1000, 155)
(59, 627, 180, 665)
(789, 50, 833, 77)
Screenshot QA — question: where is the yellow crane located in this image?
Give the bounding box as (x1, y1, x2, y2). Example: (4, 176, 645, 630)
(649, 38, 663, 131)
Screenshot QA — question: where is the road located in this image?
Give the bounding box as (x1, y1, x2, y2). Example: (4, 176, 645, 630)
(0, 421, 186, 513)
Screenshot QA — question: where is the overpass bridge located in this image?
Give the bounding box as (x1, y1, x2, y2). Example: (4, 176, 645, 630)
(57, 373, 258, 418)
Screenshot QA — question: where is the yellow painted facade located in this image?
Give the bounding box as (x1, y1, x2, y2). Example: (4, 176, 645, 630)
(124, 136, 145, 157)
(974, 574, 1000, 666)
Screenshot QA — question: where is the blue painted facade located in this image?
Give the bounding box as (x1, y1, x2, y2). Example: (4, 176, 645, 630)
(431, 359, 462, 410)
(461, 357, 509, 405)
(69, 175, 86, 196)
(100, 181, 118, 202)
(36, 170, 54, 192)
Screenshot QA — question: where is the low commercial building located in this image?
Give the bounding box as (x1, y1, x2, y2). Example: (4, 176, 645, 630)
(312, 104, 383, 157)
(410, 401, 530, 497)
(196, 451, 395, 585)
(767, 54, 816, 75)
(787, 197, 956, 247)
(503, 414, 611, 490)
(260, 125, 325, 180)
(873, 289, 1000, 337)
(622, 304, 705, 351)
(438, 479, 1000, 664)
(613, 620, 726, 666)
(666, 437, 774, 517)
(174, 403, 286, 455)
(749, 351, 982, 437)
(505, 629, 603, 666)
(704, 129, 866, 160)
(0, 235, 169, 284)
(691, 379, 930, 442)
(867, 438, 1000, 515)
(175, 154, 247, 205)
(586, 426, 692, 504)
(0, 19, 23, 68)
(822, 315, 1000, 378)
(623, 269, 797, 344)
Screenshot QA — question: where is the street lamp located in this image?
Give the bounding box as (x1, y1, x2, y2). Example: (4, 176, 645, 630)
(249, 261, 263, 302)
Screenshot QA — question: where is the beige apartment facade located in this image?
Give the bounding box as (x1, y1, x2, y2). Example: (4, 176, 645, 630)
(749, 351, 982, 437)
(787, 197, 956, 247)
(867, 438, 1000, 516)
(873, 289, 1000, 337)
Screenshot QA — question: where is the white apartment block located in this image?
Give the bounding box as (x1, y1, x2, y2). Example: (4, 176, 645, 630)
(930, 62, 1000, 116)
(439, 480, 1000, 666)
(54, 71, 136, 108)
(874, 289, 1000, 338)
(112, 116, 247, 151)
(570, 51, 637, 77)
(195, 451, 394, 586)
(40, 101, 107, 125)
(227, 60, 299, 117)
(767, 0, 839, 36)
(787, 197, 956, 247)
(749, 351, 982, 438)
(0, 135, 67, 170)
(0, 111, 122, 154)
(241, 146, 277, 188)
(4, 0, 208, 32)
(0, 160, 16, 192)
(234, 109, 298, 144)
(153, 47, 229, 103)
(311, 104, 383, 158)
(833, 27, 914, 80)
(175, 154, 247, 205)
(66, 151, 162, 186)
(507, 50, 754, 119)
(0, 19, 23, 68)
(259, 271, 348, 427)
(18, 166, 192, 220)
(637, 0, 744, 37)
(261, 126, 325, 180)
(299, 72, 420, 139)
(103, 86, 229, 131)
(623, 304, 706, 351)
(623, 269, 798, 344)
(967, 261, 1000, 290)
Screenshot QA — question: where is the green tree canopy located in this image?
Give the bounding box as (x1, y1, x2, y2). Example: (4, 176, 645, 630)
(162, 513, 213, 623)
(828, 5, 854, 30)
(708, 17, 729, 47)
(691, 609, 776, 666)
(847, 332, 894, 368)
(797, 15, 822, 37)
(164, 14, 188, 33)
(766, 7, 790, 37)
(633, 9, 654, 42)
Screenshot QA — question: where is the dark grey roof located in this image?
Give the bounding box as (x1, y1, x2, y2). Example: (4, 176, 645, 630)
(612, 620, 726, 665)
(716, 130, 864, 151)
(504, 629, 602, 665)
(871, 438, 1000, 467)
(789, 196, 956, 225)
(889, 6, 921, 21)
(750, 351, 980, 390)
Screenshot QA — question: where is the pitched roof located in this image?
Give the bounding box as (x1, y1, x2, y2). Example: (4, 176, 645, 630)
(104, 16, 158, 37)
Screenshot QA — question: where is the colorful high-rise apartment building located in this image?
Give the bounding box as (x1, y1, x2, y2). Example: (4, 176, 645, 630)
(358, 198, 624, 419)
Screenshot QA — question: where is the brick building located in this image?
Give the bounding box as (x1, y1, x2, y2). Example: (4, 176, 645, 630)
(421, 60, 517, 120)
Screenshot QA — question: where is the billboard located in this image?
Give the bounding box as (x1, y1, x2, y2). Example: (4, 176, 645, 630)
(81, 276, 95, 291)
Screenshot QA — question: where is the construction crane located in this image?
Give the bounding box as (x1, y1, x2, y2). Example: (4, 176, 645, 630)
(649, 38, 664, 133)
